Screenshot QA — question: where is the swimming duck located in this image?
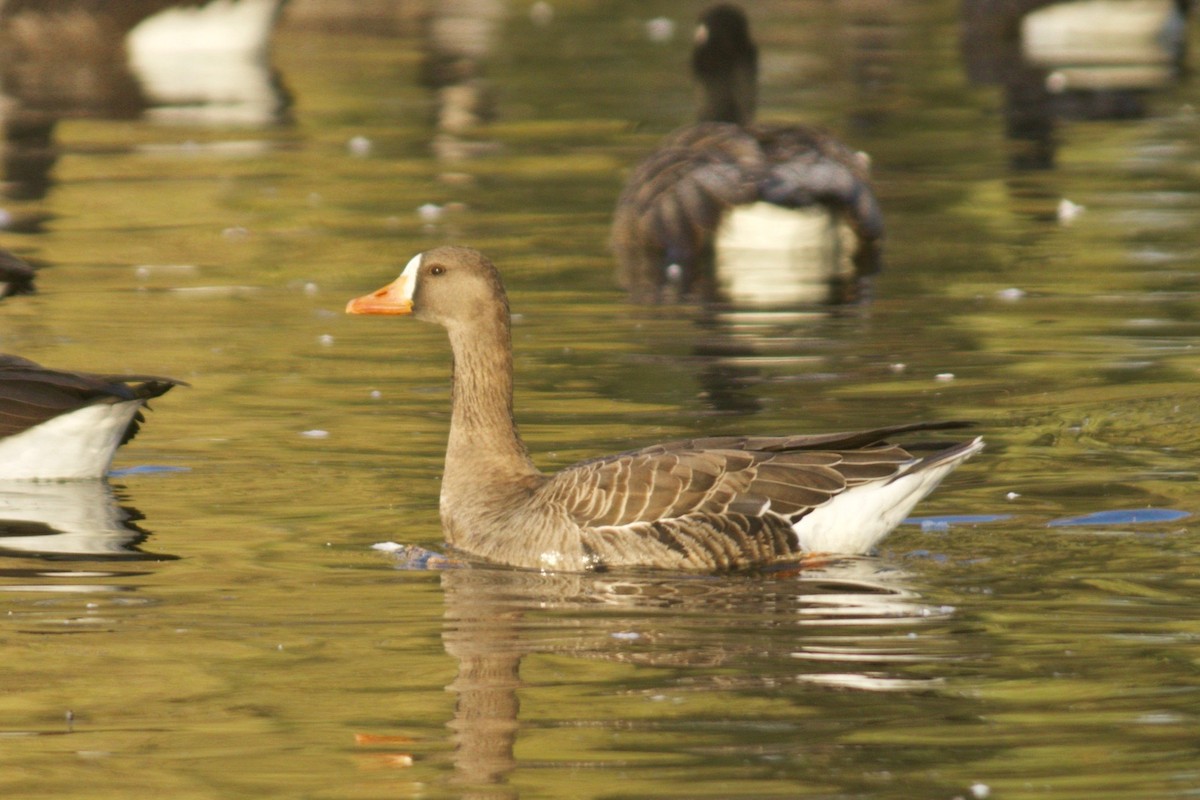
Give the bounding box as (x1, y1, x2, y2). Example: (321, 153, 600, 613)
(0, 354, 184, 480)
(612, 4, 884, 304)
(347, 246, 982, 572)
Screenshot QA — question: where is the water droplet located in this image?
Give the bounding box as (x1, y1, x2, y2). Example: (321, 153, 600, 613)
(645, 17, 675, 42)
(530, 1, 553, 26)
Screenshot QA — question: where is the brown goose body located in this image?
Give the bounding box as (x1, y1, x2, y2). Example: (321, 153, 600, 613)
(612, 4, 884, 303)
(347, 247, 982, 573)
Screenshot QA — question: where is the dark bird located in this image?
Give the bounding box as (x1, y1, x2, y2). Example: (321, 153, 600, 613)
(612, 4, 884, 304)
(0, 354, 185, 479)
(347, 247, 981, 572)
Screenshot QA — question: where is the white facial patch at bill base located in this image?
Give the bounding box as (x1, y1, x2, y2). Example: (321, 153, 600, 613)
(397, 252, 422, 301)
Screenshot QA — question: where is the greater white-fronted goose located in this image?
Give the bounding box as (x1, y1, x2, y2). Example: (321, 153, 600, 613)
(612, 4, 884, 304)
(347, 247, 982, 572)
(0, 354, 184, 480)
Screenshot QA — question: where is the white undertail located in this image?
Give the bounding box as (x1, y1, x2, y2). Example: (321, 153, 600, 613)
(792, 437, 984, 554)
(0, 401, 146, 480)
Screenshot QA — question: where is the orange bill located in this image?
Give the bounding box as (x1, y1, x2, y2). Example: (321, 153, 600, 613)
(346, 274, 413, 315)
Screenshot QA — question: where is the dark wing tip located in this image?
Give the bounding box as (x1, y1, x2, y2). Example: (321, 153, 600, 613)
(0, 250, 38, 298)
(129, 378, 189, 400)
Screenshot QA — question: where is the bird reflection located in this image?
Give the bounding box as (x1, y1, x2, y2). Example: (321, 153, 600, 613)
(429, 556, 951, 793)
(419, 0, 505, 162)
(0, 0, 290, 199)
(962, 0, 1191, 169)
(0, 480, 171, 560)
(688, 300, 869, 415)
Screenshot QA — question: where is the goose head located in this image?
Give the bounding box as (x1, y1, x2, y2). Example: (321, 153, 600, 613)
(345, 246, 510, 333)
(692, 3, 758, 125)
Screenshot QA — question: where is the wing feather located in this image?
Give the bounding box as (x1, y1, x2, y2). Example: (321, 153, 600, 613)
(535, 422, 974, 568)
(0, 354, 185, 440)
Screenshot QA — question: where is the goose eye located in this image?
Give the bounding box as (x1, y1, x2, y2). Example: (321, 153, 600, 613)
(429, 265, 446, 276)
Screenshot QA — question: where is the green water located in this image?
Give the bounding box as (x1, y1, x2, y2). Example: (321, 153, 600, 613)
(0, 1, 1198, 798)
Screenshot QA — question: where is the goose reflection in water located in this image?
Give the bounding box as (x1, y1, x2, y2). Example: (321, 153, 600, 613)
(373, 555, 961, 792)
(962, 0, 1191, 169)
(420, 0, 505, 163)
(0, 480, 172, 560)
(0, 0, 289, 200)
(687, 301, 871, 415)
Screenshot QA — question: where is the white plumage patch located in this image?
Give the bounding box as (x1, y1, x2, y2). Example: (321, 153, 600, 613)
(0, 401, 146, 480)
(714, 202, 852, 306)
(398, 252, 422, 298)
(792, 437, 984, 554)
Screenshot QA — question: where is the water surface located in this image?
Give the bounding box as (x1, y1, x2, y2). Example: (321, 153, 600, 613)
(0, 2, 1198, 798)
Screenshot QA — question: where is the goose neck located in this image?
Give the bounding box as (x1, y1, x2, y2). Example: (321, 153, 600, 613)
(444, 318, 538, 479)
